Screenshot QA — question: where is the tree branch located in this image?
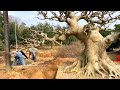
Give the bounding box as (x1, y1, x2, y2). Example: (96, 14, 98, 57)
(104, 32, 120, 49)
(82, 11, 120, 26)
(37, 11, 71, 22)
(29, 28, 64, 46)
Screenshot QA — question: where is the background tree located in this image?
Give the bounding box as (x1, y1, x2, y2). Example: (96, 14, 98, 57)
(8, 16, 21, 47)
(9, 22, 18, 45)
(114, 24, 120, 48)
(114, 24, 120, 32)
(18, 22, 30, 45)
(64, 35, 78, 45)
(27, 22, 65, 48)
(0, 12, 4, 51)
(37, 11, 120, 79)
(99, 24, 120, 52)
(8, 16, 30, 47)
(9, 15, 21, 25)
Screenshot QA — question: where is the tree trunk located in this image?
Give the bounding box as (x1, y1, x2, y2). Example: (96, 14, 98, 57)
(63, 28, 120, 79)
(3, 11, 12, 71)
(38, 11, 120, 79)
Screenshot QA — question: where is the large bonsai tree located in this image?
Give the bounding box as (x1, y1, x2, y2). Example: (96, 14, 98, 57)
(37, 11, 120, 79)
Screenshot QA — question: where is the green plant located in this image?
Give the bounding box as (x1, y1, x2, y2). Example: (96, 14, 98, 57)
(0, 39, 4, 51)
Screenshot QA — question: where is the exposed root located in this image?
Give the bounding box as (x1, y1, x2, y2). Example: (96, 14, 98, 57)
(63, 60, 81, 73)
(62, 57, 120, 79)
(99, 63, 107, 73)
(83, 63, 95, 78)
(106, 60, 120, 70)
(71, 60, 81, 72)
(101, 60, 120, 79)
(83, 60, 120, 79)
(109, 70, 120, 78)
(82, 62, 107, 78)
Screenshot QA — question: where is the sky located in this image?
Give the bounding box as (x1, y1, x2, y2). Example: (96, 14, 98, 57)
(8, 11, 68, 27)
(8, 11, 120, 29)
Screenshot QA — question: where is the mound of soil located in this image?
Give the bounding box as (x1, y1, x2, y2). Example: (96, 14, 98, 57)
(0, 70, 28, 79)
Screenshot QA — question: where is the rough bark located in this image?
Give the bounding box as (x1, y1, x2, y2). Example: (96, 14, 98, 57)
(63, 25, 120, 79)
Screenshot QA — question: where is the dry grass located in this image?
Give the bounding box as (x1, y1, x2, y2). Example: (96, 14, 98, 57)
(54, 41, 84, 58)
(54, 40, 119, 61)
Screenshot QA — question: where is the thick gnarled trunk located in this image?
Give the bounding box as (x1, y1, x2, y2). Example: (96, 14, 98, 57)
(38, 11, 120, 79)
(63, 30, 120, 79)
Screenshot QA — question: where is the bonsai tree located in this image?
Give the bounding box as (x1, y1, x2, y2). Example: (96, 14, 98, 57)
(37, 11, 120, 79)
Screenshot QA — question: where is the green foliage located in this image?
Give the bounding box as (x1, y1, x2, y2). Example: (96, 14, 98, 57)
(0, 14, 4, 51)
(0, 14, 4, 40)
(36, 22, 55, 45)
(114, 24, 120, 32)
(100, 30, 112, 37)
(0, 14, 3, 28)
(0, 27, 3, 39)
(30, 25, 38, 30)
(106, 24, 120, 50)
(20, 29, 30, 39)
(37, 22, 53, 36)
(64, 35, 78, 45)
(35, 23, 78, 45)
(9, 22, 16, 45)
(0, 39, 4, 51)
(19, 22, 28, 31)
(8, 22, 29, 45)
(100, 24, 120, 37)
(111, 24, 120, 48)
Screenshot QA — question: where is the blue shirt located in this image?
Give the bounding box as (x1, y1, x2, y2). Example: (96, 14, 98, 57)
(15, 51, 23, 57)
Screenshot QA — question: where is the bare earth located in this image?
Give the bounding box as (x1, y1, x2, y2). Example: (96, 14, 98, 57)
(0, 46, 120, 79)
